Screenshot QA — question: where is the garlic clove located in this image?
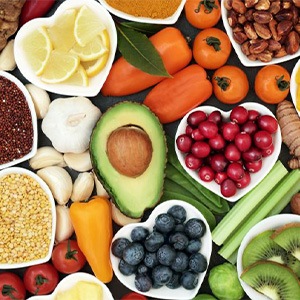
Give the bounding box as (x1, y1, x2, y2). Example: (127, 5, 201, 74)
(64, 150, 92, 172)
(30, 146, 65, 170)
(37, 166, 73, 205)
(93, 171, 109, 198)
(25, 83, 51, 119)
(71, 172, 94, 202)
(0, 39, 16, 71)
(111, 202, 141, 226)
(55, 205, 74, 244)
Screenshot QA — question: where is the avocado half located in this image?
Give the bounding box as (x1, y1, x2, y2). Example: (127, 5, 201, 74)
(90, 101, 167, 219)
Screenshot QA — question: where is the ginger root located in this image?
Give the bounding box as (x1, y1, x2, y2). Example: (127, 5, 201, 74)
(276, 100, 300, 169)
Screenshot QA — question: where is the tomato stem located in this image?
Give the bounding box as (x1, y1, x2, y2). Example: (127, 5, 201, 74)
(2, 285, 18, 300)
(205, 36, 221, 51)
(215, 76, 231, 91)
(276, 75, 290, 91)
(65, 239, 78, 261)
(195, 0, 218, 14)
(34, 275, 48, 295)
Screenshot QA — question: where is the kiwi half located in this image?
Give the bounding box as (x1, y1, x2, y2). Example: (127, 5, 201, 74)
(241, 261, 300, 300)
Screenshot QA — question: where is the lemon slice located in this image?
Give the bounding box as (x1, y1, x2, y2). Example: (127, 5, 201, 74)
(81, 54, 109, 77)
(23, 26, 52, 75)
(296, 67, 300, 84)
(47, 8, 77, 51)
(74, 5, 105, 47)
(63, 64, 89, 86)
(41, 50, 80, 83)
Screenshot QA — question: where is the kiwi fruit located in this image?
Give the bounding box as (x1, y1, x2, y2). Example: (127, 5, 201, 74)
(271, 223, 300, 261)
(241, 261, 300, 300)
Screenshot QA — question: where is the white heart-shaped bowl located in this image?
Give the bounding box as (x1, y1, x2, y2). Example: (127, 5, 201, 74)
(0, 167, 56, 269)
(236, 214, 300, 300)
(290, 58, 300, 116)
(98, 0, 186, 24)
(175, 102, 282, 202)
(27, 272, 113, 300)
(0, 71, 37, 170)
(221, 2, 300, 67)
(111, 200, 212, 300)
(14, 0, 117, 97)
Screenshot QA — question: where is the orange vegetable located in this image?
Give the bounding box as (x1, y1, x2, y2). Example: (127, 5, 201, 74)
(143, 64, 212, 124)
(69, 196, 113, 283)
(101, 27, 192, 96)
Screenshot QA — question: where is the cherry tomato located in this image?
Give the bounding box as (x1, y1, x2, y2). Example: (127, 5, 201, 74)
(254, 64, 290, 104)
(193, 28, 232, 70)
(51, 240, 86, 274)
(185, 0, 221, 29)
(0, 273, 26, 300)
(212, 65, 249, 104)
(121, 292, 148, 300)
(23, 263, 59, 295)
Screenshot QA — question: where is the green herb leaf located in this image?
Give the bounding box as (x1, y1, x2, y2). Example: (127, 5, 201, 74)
(116, 23, 171, 77)
(120, 21, 165, 35)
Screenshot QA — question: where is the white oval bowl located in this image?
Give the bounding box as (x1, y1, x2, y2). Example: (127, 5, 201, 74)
(110, 199, 212, 300)
(290, 58, 300, 116)
(98, 0, 186, 24)
(175, 102, 282, 202)
(221, 2, 300, 67)
(14, 0, 117, 97)
(237, 214, 300, 300)
(0, 167, 56, 269)
(0, 71, 37, 170)
(27, 272, 113, 300)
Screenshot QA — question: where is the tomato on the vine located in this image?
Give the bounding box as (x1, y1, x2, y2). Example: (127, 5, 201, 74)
(193, 28, 231, 70)
(23, 263, 59, 295)
(212, 65, 249, 104)
(121, 292, 148, 300)
(185, 0, 221, 29)
(254, 64, 290, 104)
(51, 239, 86, 274)
(0, 273, 26, 300)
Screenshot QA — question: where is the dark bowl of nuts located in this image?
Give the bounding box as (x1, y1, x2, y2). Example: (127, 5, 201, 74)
(222, 0, 300, 67)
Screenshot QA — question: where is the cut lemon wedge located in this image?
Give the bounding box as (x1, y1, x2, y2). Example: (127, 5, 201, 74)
(23, 26, 52, 76)
(81, 54, 109, 77)
(296, 67, 300, 84)
(74, 5, 106, 47)
(63, 64, 89, 86)
(41, 50, 80, 84)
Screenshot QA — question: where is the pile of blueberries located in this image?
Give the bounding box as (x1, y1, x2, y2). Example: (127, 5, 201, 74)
(111, 205, 208, 292)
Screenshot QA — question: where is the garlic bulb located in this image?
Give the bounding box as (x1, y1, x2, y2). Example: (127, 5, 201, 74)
(71, 172, 94, 202)
(93, 171, 109, 198)
(37, 166, 73, 205)
(64, 150, 92, 172)
(55, 205, 74, 244)
(0, 39, 16, 71)
(111, 202, 141, 226)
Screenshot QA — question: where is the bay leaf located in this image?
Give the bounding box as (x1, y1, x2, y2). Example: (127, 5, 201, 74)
(120, 21, 165, 35)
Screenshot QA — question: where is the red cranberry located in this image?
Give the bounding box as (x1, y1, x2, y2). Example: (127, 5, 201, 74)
(187, 110, 207, 126)
(208, 110, 222, 124)
(176, 134, 192, 153)
(199, 120, 218, 139)
(245, 159, 263, 173)
(225, 143, 241, 161)
(222, 122, 240, 141)
(210, 153, 228, 172)
(185, 154, 202, 170)
(236, 171, 251, 189)
(198, 166, 215, 182)
(230, 106, 249, 124)
(221, 178, 237, 197)
(242, 147, 262, 162)
(253, 130, 273, 150)
(234, 132, 252, 152)
(227, 162, 245, 182)
(185, 125, 194, 136)
(257, 115, 278, 134)
(214, 172, 228, 185)
(261, 143, 275, 157)
(241, 121, 258, 135)
(191, 128, 205, 141)
(209, 134, 226, 151)
(191, 141, 211, 158)
(248, 109, 260, 121)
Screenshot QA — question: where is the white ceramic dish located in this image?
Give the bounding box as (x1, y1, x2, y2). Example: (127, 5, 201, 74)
(0, 167, 56, 269)
(0, 71, 37, 170)
(237, 214, 300, 300)
(98, 0, 186, 24)
(14, 0, 117, 97)
(27, 272, 114, 300)
(290, 58, 300, 116)
(175, 102, 282, 202)
(221, 2, 300, 67)
(110, 199, 212, 300)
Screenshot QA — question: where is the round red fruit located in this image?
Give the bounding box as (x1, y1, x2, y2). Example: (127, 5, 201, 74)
(245, 160, 263, 173)
(236, 171, 251, 189)
(198, 166, 215, 182)
(234, 132, 252, 152)
(222, 122, 240, 141)
(227, 162, 245, 182)
(176, 134, 193, 153)
(221, 178, 237, 197)
(225, 143, 241, 161)
(253, 130, 273, 150)
(185, 154, 202, 170)
(187, 110, 207, 126)
(191, 141, 211, 158)
(230, 106, 249, 124)
(199, 120, 218, 139)
(257, 115, 278, 134)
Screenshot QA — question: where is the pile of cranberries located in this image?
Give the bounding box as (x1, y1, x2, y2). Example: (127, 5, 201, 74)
(176, 106, 279, 198)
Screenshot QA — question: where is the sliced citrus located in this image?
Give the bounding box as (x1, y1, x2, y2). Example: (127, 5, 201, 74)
(100, 29, 110, 49)
(81, 53, 109, 77)
(63, 64, 89, 86)
(47, 8, 77, 51)
(74, 5, 106, 47)
(296, 67, 300, 84)
(23, 26, 52, 76)
(41, 50, 80, 84)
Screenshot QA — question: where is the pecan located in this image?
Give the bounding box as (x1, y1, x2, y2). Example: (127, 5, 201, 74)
(253, 11, 273, 23)
(247, 54, 258, 60)
(255, 0, 271, 10)
(249, 39, 269, 53)
(244, 22, 258, 39)
(268, 39, 282, 51)
(233, 31, 248, 44)
(245, 0, 259, 7)
(294, 23, 300, 34)
(291, 5, 299, 25)
(285, 30, 300, 54)
(274, 46, 288, 57)
(245, 9, 255, 21)
(227, 9, 238, 27)
(241, 41, 251, 55)
(233, 24, 244, 33)
(232, 0, 247, 14)
(224, 0, 233, 10)
(254, 22, 272, 39)
(268, 1, 281, 15)
(269, 19, 281, 41)
(275, 9, 293, 22)
(283, 1, 292, 9)
(238, 14, 247, 24)
(277, 20, 293, 36)
(257, 50, 273, 62)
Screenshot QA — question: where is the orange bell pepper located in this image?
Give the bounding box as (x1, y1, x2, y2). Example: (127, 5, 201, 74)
(69, 196, 113, 283)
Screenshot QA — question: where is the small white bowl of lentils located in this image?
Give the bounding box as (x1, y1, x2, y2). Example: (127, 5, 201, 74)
(0, 167, 56, 269)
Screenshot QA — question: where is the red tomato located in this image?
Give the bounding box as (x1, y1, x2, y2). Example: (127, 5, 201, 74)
(23, 263, 59, 295)
(0, 273, 26, 300)
(121, 292, 148, 300)
(51, 240, 86, 274)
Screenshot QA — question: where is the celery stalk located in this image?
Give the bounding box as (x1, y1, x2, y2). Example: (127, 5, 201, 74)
(212, 161, 287, 246)
(218, 169, 300, 263)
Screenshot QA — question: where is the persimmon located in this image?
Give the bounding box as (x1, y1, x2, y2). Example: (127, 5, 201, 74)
(212, 66, 249, 104)
(254, 65, 290, 104)
(193, 28, 232, 70)
(185, 0, 221, 29)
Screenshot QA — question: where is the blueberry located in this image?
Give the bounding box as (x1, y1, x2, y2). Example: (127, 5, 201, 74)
(144, 231, 164, 252)
(130, 226, 149, 242)
(155, 213, 176, 233)
(167, 205, 187, 224)
(152, 265, 173, 285)
(137, 264, 149, 275)
(152, 281, 163, 289)
(174, 224, 185, 233)
(111, 238, 131, 258)
(171, 251, 189, 273)
(144, 251, 159, 269)
(123, 242, 145, 266)
(180, 271, 199, 290)
(169, 232, 189, 250)
(166, 272, 181, 289)
(157, 244, 176, 266)
(184, 218, 206, 239)
(189, 253, 207, 273)
(118, 259, 137, 276)
(135, 274, 152, 292)
(186, 239, 202, 254)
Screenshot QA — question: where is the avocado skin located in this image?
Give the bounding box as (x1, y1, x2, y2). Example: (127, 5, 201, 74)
(90, 101, 167, 219)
